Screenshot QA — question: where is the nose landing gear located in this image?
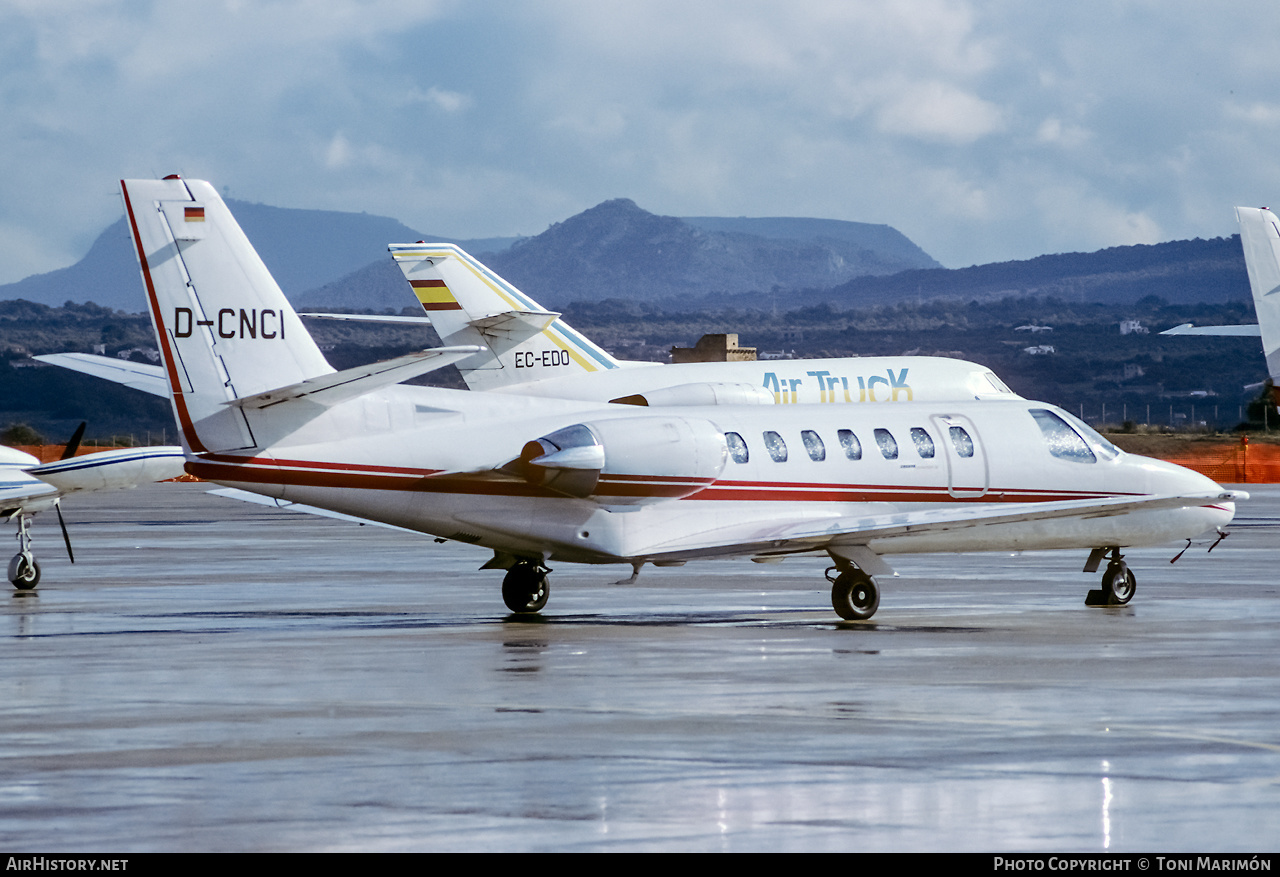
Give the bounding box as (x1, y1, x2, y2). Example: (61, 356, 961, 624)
(1085, 547, 1136, 606)
(8, 514, 39, 590)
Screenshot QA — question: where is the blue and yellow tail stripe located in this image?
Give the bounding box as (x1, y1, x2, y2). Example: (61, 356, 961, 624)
(392, 244, 619, 373)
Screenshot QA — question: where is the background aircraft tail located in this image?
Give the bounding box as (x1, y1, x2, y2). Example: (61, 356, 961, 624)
(1236, 206, 1280, 402)
(389, 243, 622, 391)
(121, 177, 335, 452)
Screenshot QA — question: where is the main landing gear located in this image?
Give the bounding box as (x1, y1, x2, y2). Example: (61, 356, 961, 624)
(8, 514, 40, 591)
(1084, 547, 1136, 607)
(827, 567, 880, 621)
(502, 560, 551, 614)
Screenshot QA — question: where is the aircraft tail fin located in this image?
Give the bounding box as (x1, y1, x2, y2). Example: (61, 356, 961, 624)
(389, 243, 622, 391)
(121, 177, 335, 452)
(1236, 207, 1280, 401)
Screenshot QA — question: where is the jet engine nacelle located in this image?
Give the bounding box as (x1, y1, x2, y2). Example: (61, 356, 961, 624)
(514, 416, 729, 504)
(609, 382, 774, 407)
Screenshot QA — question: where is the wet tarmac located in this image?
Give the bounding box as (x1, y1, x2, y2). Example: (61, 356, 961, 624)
(1, 482, 1277, 852)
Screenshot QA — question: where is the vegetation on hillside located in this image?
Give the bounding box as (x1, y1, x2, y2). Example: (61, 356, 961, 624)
(2, 294, 1272, 443)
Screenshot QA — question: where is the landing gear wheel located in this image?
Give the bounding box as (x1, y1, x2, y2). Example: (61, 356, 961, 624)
(831, 570, 879, 621)
(8, 554, 40, 590)
(502, 562, 550, 613)
(1102, 563, 1136, 605)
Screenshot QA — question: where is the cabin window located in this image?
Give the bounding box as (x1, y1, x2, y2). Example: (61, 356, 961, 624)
(725, 432, 749, 464)
(762, 430, 788, 462)
(948, 426, 975, 458)
(874, 428, 898, 460)
(801, 429, 826, 461)
(1029, 408, 1095, 463)
(910, 427, 935, 459)
(837, 429, 862, 461)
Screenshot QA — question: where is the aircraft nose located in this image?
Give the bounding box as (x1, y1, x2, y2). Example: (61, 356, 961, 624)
(1140, 454, 1242, 530)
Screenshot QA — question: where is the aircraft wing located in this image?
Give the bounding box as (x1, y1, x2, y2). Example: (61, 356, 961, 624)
(638, 490, 1246, 561)
(1161, 323, 1262, 337)
(34, 353, 170, 397)
(207, 488, 420, 533)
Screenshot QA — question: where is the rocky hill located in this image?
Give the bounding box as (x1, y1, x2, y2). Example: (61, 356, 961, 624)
(470, 199, 939, 307)
(812, 236, 1250, 309)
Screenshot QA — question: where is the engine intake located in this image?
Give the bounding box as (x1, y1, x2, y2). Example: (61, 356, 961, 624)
(514, 417, 728, 504)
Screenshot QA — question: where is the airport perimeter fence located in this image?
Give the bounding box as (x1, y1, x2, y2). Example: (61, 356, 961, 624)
(1142, 436, 1280, 484)
(1075, 401, 1272, 433)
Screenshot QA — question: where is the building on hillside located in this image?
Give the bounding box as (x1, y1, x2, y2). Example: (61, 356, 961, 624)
(671, 333, 757, 363)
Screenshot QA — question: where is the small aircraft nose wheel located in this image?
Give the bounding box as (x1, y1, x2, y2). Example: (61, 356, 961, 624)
(1101, 561, 1136, 605)
(502, 561, 551, 613)
(8, 553, 40, 590)
(830, 569, 879, 621)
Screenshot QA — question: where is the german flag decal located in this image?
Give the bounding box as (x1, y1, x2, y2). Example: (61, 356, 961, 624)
(411, 278, 462, 311)
(184, 206, 205, 222)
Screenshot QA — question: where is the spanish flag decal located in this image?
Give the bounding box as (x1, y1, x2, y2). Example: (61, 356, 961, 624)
(411, 278, 462, 311)
(185, 206, 205, 222)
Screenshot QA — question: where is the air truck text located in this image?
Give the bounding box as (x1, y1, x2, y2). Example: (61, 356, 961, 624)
(764, 368, 912, 404)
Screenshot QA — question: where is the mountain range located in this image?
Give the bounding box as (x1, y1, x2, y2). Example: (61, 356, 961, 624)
(0, 195, 1252, 314)
(0, 200, 516, 313)
(0, 197, 939, 313)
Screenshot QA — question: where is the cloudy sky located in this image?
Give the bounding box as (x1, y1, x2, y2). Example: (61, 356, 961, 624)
(3, 0, 1280, 285)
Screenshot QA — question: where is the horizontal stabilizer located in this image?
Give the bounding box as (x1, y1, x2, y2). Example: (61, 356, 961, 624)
(300, 313, 434, 326)
(227, 345, 483, 410)
(34, 353, 170, 397)
(1160, 323, 1262, 337)
(469, 309, 560, 337)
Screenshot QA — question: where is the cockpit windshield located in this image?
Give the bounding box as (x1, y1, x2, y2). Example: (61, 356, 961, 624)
(1059, 410, 1121, 461)
(1029, 408, 1120, 464)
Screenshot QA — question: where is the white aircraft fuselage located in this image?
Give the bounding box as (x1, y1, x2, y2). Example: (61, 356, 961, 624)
(185, 387, 1230, 565)
(117, 176, 1241, 619)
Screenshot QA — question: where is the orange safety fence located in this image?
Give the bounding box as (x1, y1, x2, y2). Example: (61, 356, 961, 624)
(1150, 438, 1280, 484)
(9, 444, 134, 463)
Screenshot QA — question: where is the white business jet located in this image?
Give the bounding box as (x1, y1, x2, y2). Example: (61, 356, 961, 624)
(1162, 206, 1280, 405)
(324, 241, 1020, 407)
(112, 176, 1240, 620)
(2, 427, 184, 588)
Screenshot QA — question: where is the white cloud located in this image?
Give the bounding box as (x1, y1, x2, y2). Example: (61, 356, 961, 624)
(873, 80, 1005, 144)
(1035, 117, 1092, 150)
(5, 1, 1280, 282)
(1225, 101, 1280, 129)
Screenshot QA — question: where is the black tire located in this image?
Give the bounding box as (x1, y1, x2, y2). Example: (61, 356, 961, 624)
(502, 563, 550, 613)
(831, 570, 878, 621)
(8, 554, 40, 590)
(1103, 563, 1136, 605)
